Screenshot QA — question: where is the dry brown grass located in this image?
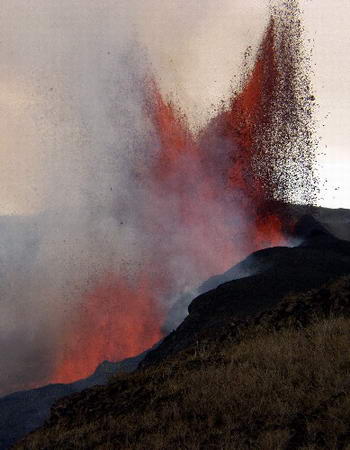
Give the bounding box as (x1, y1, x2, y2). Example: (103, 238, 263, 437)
(17, 315, 350, 450)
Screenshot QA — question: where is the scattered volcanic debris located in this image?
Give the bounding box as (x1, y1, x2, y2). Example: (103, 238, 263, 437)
(51, 0, 319, 385)
(200, 0, 319, 218)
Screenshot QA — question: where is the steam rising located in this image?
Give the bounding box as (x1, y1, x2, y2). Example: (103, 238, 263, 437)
(0, 0, 317, 395)
(0, 0, 159, 394)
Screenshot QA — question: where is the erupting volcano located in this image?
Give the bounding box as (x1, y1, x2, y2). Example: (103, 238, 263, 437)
(51, 0, 318, 384)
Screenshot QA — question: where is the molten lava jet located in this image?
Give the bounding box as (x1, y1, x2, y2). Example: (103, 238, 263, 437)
(52, 1, 318, 384)
(53, 275, 165, 383)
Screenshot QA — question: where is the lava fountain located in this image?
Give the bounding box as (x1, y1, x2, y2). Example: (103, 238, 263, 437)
(51, 0, 318, 384)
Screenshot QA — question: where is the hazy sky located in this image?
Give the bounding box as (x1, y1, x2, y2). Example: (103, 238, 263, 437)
(0, 0, 349, 215)
(303, 1, 350, 208)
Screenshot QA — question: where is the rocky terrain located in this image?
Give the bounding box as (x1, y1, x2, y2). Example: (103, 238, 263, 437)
(0, 351, 147, 450)
(143, 213, 350, 367)
(163, 204, 350, 332)
(12, 208, 350, 449)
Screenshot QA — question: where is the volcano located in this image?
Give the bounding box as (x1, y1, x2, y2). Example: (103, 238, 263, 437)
(13, 208, 350, 449)
(50, 0, 319, 387)
(2, 206, 350, 449)
(2, 0, 350, 448)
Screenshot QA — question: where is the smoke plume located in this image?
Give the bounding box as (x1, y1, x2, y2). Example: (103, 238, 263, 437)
(0, 0, 318, 395)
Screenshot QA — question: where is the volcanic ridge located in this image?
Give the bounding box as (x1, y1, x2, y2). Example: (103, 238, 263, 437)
(13, 209, 350, 450)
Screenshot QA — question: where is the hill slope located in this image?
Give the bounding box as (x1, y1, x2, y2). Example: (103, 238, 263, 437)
(143, 216, 350, 367)
(14, 216, 350, 449)
(0, 352, 147, 450)
(14, 276, 350, 449)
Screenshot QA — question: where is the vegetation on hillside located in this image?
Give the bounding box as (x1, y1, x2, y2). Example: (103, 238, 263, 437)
(16, 276, 350, 449)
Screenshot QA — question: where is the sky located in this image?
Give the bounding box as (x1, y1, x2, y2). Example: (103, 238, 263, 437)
(0, 0, 349, 215)
(303, 0, 350, 208)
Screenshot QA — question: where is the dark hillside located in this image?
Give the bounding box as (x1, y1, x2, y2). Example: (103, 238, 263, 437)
(14, 215, 350, 450)
(0, 352, 147, 450)
(142, 218, 350, 367)
(14, 275, 350, 449)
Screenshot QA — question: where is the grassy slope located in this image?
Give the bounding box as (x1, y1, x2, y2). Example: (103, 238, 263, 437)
(16, 276, 350, 450)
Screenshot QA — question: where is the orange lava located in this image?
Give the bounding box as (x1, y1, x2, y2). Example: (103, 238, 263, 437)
(145, 17, 286, 272)
(51, 18, 295, 385)
(52, 275, 164, 383)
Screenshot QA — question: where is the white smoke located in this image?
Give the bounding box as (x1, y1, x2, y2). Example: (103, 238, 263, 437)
(0, 0, 271, 395)
(0, 0, 157, 394)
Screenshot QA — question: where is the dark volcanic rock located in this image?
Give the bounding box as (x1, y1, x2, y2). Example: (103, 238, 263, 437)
(163, 206, 350, 332)
(288, 205, 350, 241)
(141, 216, 350, 368)
(293, 213, 332, 239)
(0, 351, 147, 450)
(163, 249, 270, 332)
(5, 208, 350, 449)
(12, 211, 350, 450)
(14, 274, 350, 450)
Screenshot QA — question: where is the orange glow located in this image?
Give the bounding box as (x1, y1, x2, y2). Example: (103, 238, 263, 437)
(145, 17, 286, 271)
(205, 20, 278, 203)
(52, 275, 164, 383)
(51, 18, 294, 385)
